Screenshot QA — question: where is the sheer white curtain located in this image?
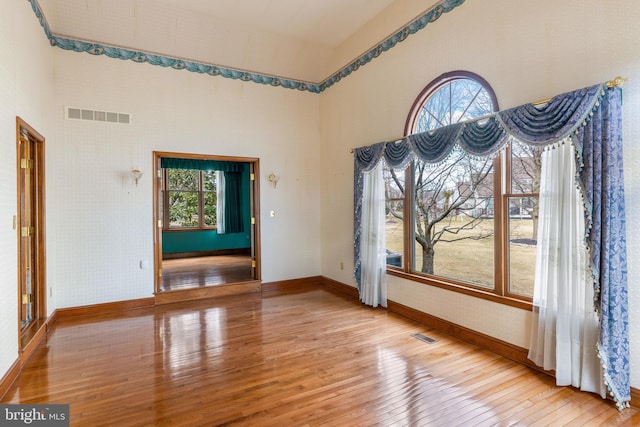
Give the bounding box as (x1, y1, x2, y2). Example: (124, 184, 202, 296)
(528, 141, 605, 397)
(359, 163, 387, 307)
(216, 171, 226, 234)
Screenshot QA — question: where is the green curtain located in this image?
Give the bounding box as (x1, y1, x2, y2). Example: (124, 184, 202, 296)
(160, 157, 243, 172)
(223, 171, 244, 233)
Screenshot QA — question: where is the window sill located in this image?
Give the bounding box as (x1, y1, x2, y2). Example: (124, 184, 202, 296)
(387, 269, 533, 311)
(162, 227, 218, 232)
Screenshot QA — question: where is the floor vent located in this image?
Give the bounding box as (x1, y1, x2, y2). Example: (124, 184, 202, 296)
(65, 107, 131, 124)
(411, 333, 437, 344)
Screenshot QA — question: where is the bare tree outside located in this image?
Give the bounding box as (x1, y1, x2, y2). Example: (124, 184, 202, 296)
(505, 141, 542, 297)
(386, 73, 542, 296)
(413, 150, 494, 274)
(510, 142, 543, 239)
(384, 77, 497, 284)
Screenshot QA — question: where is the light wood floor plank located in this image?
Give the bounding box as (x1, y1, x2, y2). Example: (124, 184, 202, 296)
(2, 287, 636, 426)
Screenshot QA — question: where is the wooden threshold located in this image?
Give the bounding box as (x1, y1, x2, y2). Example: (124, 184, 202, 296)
(154, 280, 261, 305)
(19, 320, 48, 366)
(162, 248, 251, 260)
(19, 312, 58, 367)
(19, 318, 47, 355)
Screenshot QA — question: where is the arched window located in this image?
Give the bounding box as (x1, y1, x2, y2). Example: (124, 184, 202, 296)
(384, 71, 539, 304)
(405, 71, 498, 133)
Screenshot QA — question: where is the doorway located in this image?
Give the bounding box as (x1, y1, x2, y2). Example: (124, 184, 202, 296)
(16, 117, 46, 350)
(153, 152, 261, 302)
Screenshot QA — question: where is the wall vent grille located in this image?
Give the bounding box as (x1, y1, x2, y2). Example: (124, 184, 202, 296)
(411, 333, 437, 344)
(65, 107, 131, 124)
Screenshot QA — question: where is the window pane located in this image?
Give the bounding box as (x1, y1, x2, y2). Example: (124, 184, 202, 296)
(415, 78, 495, 132)
(508, 197, 538, 297)
(203, 170, 217, 192)
(412, 149, 494, 288)
(203, 192, 217, 227)
(203, 171, 217, 227)
(385, 199, 404, 267)
(167, 169, 200, 228)
(510, 142, 542, 194)
(384, 166, 405, 267)
(167, 169, 199, 191)
(168, 191, 199, 227)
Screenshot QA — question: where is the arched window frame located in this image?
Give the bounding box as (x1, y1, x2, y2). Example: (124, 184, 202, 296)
(385, 71, 537, 309)
(404, 71, 499, 134)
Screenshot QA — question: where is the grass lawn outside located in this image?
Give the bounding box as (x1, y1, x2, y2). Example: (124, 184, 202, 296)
(385, 216, 536, 297)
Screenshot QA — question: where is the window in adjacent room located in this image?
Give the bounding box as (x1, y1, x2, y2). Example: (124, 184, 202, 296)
(164, 168, 217, 229)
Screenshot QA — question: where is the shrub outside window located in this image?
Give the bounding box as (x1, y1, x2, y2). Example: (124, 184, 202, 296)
(165, 169, 217, 229)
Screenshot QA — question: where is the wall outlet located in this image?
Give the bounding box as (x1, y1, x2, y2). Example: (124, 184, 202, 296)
(340, 262, 344, 270)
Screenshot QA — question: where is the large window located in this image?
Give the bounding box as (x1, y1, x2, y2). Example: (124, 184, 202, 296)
(385, 71, 540, 304)
(164, 169, 217, 229)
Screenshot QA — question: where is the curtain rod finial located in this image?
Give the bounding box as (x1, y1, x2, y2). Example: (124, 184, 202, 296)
(607, 76, 628, 88)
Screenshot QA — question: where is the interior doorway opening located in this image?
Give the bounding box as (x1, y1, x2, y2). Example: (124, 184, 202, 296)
(153, 152, 261, 302)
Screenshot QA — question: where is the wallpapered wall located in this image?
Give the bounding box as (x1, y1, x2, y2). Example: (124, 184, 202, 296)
(0, 1, 55, 388)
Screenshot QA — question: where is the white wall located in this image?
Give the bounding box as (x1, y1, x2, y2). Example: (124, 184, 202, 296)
(320, 0, 640, 389)
(48, 51, 322, 308)
(0, 2, 54, 380)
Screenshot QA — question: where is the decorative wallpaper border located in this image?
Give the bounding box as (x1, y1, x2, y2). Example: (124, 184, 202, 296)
(29, 0, 465, 94)
(318, 0, 465, 92)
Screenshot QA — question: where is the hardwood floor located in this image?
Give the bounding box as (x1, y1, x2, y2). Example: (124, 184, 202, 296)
(3, 286, 638, 426)
(161, 255, 253, 291)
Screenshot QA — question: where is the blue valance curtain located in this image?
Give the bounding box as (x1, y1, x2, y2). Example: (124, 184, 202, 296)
(353, 83, 629, 409)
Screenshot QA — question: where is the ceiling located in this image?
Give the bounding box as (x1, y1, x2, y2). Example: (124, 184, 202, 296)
(35, 0, 445, 84)
(151, 0, 398, 47)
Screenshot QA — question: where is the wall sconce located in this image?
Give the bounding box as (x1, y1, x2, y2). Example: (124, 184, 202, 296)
(131, 167, 143, 186)
(267, 172, 280, 188)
